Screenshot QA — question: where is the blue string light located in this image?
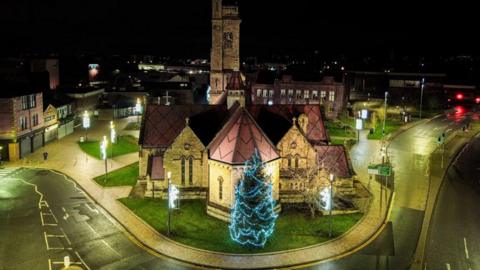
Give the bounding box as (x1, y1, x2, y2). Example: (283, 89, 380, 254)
(229, 150, 278, 248)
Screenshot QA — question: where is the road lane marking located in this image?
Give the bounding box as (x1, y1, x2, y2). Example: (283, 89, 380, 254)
(75, 251, 91, 270)
(102, 239, 122, 257)
(85, 203, 99, 214)
(43, 232, 50, 250)
(40, 211, 45, 226)
(17, 178, 46, 209)
(446, 263, 451, 270)
(86, 222, 98, 235)
(60, 228, 72, 245)
(464, 237, 470, 259)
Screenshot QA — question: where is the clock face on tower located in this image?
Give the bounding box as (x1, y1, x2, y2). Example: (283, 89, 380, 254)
(223, 32, 233, 48)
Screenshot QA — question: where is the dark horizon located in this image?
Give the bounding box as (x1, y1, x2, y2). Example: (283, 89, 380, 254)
(0, 1, 479, 59)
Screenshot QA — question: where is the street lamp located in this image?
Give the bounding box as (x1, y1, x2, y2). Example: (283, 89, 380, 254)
(420, 78, 425, 119)
(101, 136, 108, 183)
(382, 91, 388, 141)
(0, 146, 3, 166)
(329, 173, 335, 238)
(110, 121, 116, 158)
(167, 171, 180, 236)
(136, 98, 142, 124)
(82, 111, 90, 141)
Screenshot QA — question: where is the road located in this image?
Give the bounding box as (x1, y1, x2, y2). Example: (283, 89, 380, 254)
(304, 112, 472, 270)
(0, 168, 194, 270)
(424, 136, 480, 270)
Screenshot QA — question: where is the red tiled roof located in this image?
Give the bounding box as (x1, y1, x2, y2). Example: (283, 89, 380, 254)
(247, 104, 328, 144)
(226, 71, 244, 90)
(315, 145, 354, 178)
(209, 106, 280, 165)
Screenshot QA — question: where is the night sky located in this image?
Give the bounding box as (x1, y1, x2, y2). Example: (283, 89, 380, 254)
(0, 1, 478, 58)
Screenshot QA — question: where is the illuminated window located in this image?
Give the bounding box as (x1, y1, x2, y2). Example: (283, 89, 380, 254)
(19, 116, 27, 130)
(218, 176, 224, 200)
(263, 89, 268, 98)
(329, 91, 335, 102)
(21, 96, 28, 110)
(304, 90, 309, 99)
(181, 157, 185, 185)
(320, 91, 326, 99)
(288, 89, 294, 98)
(312, 90, 318, 99)
(296, 90, 302, 99)
(188, 156, 193, 185)
(257, 89, 262, 97)
(269, 90, 274, 98)
(280, 89, 286, 97)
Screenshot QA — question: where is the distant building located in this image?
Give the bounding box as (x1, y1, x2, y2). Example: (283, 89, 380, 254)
(63, 86, 105, 115)
(30, 59, 60, 90)
(346, 71, 446, 102)
(251, 75, 347, 119)
(0, 86, 44, 161)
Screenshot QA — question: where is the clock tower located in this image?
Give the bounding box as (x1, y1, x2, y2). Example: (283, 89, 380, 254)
(209, 0, 241, 105)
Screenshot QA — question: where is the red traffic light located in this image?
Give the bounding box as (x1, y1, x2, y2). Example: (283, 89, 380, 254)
(476, 97, 480, 104)
(456, 93, 464, 100)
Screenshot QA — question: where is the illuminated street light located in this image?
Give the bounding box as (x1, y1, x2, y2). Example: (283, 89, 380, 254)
(82, 111, 90, 141)
(166, 171, 178, 236)
(382, 92, 388, 141)
(329, 173, 335, 238)
(101, 136, 108, 183)
(110, 121, 116, 158)
(136, 98, 143, 124)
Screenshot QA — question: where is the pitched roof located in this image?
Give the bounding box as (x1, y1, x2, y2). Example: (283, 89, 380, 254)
(226, 71, 244, 90)
(247, 105, 328, 145)
(315, 145, 354, 178)
(139, 104, 230, 148)
(209, 106, 280, 165)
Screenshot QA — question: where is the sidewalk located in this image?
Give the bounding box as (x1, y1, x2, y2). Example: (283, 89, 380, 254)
(6, 118, 393, 269)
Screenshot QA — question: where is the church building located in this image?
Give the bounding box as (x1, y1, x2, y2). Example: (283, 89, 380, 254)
(137, 0, 356, 222)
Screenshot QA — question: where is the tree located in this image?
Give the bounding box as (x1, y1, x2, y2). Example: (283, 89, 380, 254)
(229, 150, 278, 248)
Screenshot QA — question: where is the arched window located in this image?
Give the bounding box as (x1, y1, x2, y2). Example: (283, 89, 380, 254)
(181, 157, 185, 186)
(218, 176, 224, 200)
(287, 155, 292, 168)
(188, 156, 193, 185)
(295, 154, 300, 169)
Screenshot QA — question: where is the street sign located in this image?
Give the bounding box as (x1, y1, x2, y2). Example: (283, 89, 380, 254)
(368, 164, 392, 176)
(379, 165, 392, 176)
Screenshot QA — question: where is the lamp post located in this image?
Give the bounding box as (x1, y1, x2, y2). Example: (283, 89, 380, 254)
(382, 91, 388, 141)
(136, 97, 142, 124)
(0, 146, 3, 166)
(420, 78, 425, 119)
(167, 171, 172, 236)
(82, 111, 90, 141)
(101, 136, 108, 183)
(110, 121, 116, 158)
(329, 173, 335, 238)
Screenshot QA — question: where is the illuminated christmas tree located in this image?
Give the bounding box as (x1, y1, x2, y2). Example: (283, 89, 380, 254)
(229, 150, 278, 247)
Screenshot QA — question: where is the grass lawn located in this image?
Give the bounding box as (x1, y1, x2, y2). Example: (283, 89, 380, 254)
(367, 118, 404, 140)
(120, 198, 363, 253)
(78, 135, 138, 159)
(124, 122, 141, 130)
(94, 162, 139, 187)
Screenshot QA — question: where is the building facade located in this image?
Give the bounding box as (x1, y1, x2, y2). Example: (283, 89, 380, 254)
(251, 75, 347, 119)
(209, 0, 241, 105)
(0, 91, 44, 161)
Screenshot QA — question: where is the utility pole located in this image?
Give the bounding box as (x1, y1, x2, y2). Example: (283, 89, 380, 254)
(382, 91, 388, 141)
(420, 78, 425, 119)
